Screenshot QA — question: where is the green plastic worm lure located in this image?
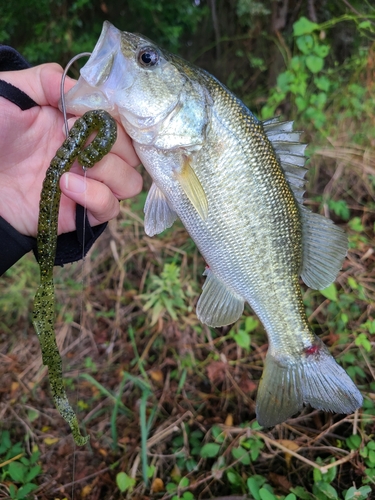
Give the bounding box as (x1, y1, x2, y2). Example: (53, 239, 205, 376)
(32, 109, 117, 445)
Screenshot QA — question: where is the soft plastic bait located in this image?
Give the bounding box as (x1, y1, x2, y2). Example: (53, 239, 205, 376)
(32, 109, 117, 445)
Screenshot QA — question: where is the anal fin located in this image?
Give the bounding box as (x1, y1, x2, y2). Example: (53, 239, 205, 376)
(144, 182, 178, 236)
(196, 268, 244, 327)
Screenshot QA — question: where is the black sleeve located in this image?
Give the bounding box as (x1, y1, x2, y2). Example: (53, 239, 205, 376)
(0, 45, 108, 275)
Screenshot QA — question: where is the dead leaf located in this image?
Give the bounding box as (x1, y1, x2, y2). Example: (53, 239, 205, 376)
(44, 437, 59, 445)
(206, 361, 226, 384)
(268, 472, 292, 492)
(150, 369, 164, 384)
(81, 484, 92, 498)
(277, 439, 300, 468)
(151, 478, 164, 492)
(225, 414, 233, 426)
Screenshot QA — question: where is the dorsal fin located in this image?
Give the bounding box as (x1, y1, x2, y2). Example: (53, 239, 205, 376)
(263, 117, 308, 205)
(263, 117, 348, 290)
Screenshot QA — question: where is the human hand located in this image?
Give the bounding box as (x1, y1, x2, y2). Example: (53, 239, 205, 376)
(0, 63, 142, 238)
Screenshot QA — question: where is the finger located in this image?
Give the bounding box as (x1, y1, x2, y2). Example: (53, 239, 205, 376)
(64, 116, 140, 167)
(60, 172, 121, 225)
(1, 64, 76, 109)
(69, 158, 143, 202)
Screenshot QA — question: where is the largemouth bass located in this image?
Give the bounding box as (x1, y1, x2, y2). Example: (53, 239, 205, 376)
(64, 21, 362, 426)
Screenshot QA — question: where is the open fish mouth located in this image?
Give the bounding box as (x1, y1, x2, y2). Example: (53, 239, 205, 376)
(63, 21, 134, 117)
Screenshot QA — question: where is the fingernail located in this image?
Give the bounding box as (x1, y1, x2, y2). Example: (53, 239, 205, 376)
(64, 173, 87, 193)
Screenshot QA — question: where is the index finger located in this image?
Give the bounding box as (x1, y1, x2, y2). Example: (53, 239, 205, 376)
(65, 116, 140, 168)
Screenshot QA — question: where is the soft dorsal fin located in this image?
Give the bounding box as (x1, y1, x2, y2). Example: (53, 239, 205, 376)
(263, 117, 348, 290)
(299, 206, 348, 290)
(196, 268, 244, 327)
(144, 182, 178, 236)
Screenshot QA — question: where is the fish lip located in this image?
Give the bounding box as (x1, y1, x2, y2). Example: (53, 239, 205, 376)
(62, 78, 115, 116)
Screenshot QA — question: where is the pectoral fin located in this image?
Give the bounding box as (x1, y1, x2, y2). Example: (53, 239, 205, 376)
(175, 156, 208, 220)
(197, 268, 244, 327)
(144, 182, 178, 236)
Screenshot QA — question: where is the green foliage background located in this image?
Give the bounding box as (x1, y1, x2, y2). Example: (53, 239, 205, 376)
(1, 1, 375, 499)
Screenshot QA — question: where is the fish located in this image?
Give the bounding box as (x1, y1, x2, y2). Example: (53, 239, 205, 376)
(64, 21, 363, 427)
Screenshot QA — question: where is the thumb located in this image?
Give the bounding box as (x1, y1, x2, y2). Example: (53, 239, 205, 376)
(0, 63, 76, 108)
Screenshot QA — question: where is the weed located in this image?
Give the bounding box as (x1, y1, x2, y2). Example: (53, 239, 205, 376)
(0, 431, 42, 500)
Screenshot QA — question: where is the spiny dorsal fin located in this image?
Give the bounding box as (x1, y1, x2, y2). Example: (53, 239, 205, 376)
(144, 182, 178, 236)
(263, 117, 308, 205)
(197, 268, 244, 327)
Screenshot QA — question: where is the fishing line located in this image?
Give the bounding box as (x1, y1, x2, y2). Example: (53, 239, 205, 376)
(60, 52, 91, 499)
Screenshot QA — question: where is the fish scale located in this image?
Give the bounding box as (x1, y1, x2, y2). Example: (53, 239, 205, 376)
(64, 21, 363, 427)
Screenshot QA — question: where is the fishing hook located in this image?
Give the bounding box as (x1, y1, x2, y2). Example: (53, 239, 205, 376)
(60, 52, 92, 138)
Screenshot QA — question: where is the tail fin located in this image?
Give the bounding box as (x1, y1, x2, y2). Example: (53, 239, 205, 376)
(256, 338, 363, 427)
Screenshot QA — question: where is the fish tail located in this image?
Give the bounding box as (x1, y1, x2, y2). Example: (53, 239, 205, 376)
(256, 336, 363, 427)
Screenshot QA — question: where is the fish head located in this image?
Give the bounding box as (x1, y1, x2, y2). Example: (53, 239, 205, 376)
(64, 21, 186, 136)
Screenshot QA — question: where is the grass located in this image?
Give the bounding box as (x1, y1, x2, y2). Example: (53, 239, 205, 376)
(1, 69, 375, 500)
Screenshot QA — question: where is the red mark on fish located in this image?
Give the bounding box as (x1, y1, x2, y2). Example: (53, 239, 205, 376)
(304, 344, 320, 357)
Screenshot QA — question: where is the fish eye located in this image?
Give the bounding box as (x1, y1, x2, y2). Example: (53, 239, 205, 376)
(138, 47, 160, 67)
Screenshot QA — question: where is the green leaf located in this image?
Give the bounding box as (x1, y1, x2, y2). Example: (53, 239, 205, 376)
(320, 283, 337, 302)
(346, 434, 361, 450)
(231, 446, 251, 465)
(259, 487, 277, 500)
(293, 16, 319, 36)
(313, 44, 330, 58)
(27, 409, 39, 423)
(296, 35, 314, 54)
(368, 449, 375, 464)
(315, 481, 338, 499)
(16, 483, 38, 499)
(314, 76, 330, 92)
(8, 462, 26, 483)
(306, 55, 324, 73)
(179, 477, 189, 488)
(0, 431, 11, 454)
(233, 330, 251, 349)
(355, 333, 372, 352)
(296, 96, 308, 111)
(247, 477, 262, 500)
(345, 485, 372, 500)
(245, 316, 259, 332)
(290, 486, 314, 500)
(25, 465, 42, 483)
(348, 217, 364, 232)
(116, 472, 136, 492)
(147, 465, 156, 479)
(285, 495, 297, 500)
(358, 21, 371, 29)
(277, 71, 293, 92)
(200, 443, 220, 458)
(8, 484, 17, 498)
(227, 470, 242, 485)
